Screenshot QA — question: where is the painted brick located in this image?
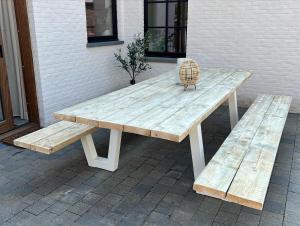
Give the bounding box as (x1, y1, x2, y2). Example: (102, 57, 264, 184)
(187, 0, 300, 113)
(26, 0, 174, 126)
(26, 0, 300, 126)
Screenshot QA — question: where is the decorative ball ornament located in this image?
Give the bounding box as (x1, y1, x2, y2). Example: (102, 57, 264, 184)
(179, 59, 200, 90)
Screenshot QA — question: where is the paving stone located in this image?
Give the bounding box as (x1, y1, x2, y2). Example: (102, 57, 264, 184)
(120, 177, 139, 188)
(33, 183, 59, 195)
(143, 191, 165, 205)
(52, 210, 81, 225)
(76, 212, 104, 226)
(47, 201, 71, 215)
(283, 221, 300, 226)
(146, 211, 170, 225)
(171, 208, 194, 225)
(2, 210, 35, 226)
(0, 176, 10, 186)
(81, 192, 103, 205)
(0, 111, 298, 226)
(148, 170, 165, 180)
(100, 193, 123, 208)
(139, 176, 158, 186)
(220, 202, 241, 214)
(24, 200, 51, 215)
(68, 201, 92, 215)
(286, 200, 300, 214)
(60, 191, 84, 204)
(113, 184, 132, 196)
(198, 197, 222, 216)
(155, 200, 176, 215)
(289, 183, 300, 194)
(73, 184, 94, 195)
(287, 192, 300, 204)
(151, 183, 171, 195)
(214, 211, 238, 226)
(133, 200, 157, 215)
(22, 192, 43, 205)
(99, 212, 123, 225)
(111, 200, 138, 215)
(285, 211, 300, 225)
(189, 210, 215, 226)
(237, 211, 260, 226)
(263, 199, 285, 214)
(39, 196, 56, 205)
(271, 175, 290, 187)
(268, 182, 288, 195)
(259, 211, 283, 226)
(118, 212, 148, 226)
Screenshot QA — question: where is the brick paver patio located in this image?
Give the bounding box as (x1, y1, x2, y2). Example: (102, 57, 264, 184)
(0, 107, 299, 226)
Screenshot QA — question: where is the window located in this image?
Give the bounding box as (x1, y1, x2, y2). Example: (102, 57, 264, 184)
(144, 0, 188, 58)
(85, 0, 118, 43)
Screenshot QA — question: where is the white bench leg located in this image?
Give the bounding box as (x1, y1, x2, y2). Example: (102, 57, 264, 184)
(81, 129, 122, 172)
(229, 91, 239, 129)
(189, 124, 205, 179)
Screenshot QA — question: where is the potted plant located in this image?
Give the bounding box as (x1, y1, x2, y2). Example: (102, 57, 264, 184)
(114, 33, 151, 85)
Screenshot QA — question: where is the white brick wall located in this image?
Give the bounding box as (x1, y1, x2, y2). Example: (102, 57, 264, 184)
(27, 0, 300, 126)
(187, 0, 300, 113)
(26, 0, 174, 126)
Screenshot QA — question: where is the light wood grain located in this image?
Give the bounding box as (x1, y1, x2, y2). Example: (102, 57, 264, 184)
(14, 121, 96, 154)
(55, 68, 252, 142)
(193, 95, 292, 210)
(193, 95, 274, 198)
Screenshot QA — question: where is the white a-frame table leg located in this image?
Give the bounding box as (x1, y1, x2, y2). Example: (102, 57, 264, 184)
(228, 91, 239, 129)
(189, 124, 205, 179)
(81, 129, 122, 172)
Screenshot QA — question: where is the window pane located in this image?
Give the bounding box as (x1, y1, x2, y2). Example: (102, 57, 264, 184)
(86, 0, 113, 37)
(167, 28, 186, 53)
(147, 3, 166, 27)
(168, 2, 188, 27)
(148, 28, 166, 52)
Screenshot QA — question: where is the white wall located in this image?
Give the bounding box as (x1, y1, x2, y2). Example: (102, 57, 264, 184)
(26, 0, 174, 126)
(27, 0, 300, 126)
(187, 0, 300, 113)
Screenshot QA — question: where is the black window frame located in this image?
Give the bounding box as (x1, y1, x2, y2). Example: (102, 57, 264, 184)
(85, 0, 119, 43)
(144, 0, 188, 58)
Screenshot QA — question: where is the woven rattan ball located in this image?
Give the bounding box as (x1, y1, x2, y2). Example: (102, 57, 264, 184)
(179, 59, 200, 90)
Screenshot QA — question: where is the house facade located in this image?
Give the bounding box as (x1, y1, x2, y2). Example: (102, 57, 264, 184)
(0, 0, 299, 131)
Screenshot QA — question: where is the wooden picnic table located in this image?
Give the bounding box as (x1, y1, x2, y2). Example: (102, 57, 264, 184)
(55, 68, 252, 178)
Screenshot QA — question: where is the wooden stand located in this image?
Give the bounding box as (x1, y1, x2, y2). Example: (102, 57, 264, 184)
(81, 129, 122, 171)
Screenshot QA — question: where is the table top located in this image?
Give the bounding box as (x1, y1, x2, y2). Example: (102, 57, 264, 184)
(55, 68, 252, 142)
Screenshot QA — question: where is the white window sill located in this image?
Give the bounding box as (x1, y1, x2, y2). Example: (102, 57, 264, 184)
(87, 40, 124, 48)
(145, 57, 177, 63)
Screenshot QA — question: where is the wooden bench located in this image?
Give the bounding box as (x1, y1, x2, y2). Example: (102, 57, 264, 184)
(14, 121, 96, 154)
(193, 94, 292, 210)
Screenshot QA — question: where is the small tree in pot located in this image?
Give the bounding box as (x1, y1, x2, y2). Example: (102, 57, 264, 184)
(114, 33, 151, 85)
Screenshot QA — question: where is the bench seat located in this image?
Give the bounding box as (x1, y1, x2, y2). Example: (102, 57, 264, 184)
(193, 94, 292, 210)
(14, 121, 97, 154)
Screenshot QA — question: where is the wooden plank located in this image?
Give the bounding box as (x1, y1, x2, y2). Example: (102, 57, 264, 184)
(14, 121, 75, 149)
(56, 68, 234, 133)
(122, 69, 236, 138)
(150, 71, 252, 141)
(265, 95, 292, 118)
(193, 95, 275, 199)
(54, 71, 173, 122)
(69, 75, 176, 128)
(14, 121, 96, 154)
(226, 114, 290, 209)
(54, 69, 252, 141)
(30, 123, 97, 154)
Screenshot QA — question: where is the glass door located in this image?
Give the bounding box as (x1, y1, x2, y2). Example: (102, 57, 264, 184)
(0, 28, 14, 134)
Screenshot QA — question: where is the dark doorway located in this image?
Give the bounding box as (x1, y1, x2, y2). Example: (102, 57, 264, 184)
(0, 0, 39, 142)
